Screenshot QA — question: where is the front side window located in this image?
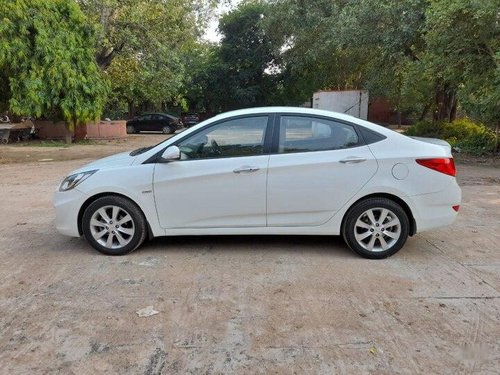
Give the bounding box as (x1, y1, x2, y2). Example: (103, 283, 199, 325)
(278, 116, 360, 153)
(177, 116, 268, 160)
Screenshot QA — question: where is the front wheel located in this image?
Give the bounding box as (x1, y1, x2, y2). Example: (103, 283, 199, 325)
(162, 125, 172, 134)
(82, 196, 147, 255)
(342, 197, 409, 259)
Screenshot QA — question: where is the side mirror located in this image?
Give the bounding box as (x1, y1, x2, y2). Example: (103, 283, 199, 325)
(160, 145, 181, 162)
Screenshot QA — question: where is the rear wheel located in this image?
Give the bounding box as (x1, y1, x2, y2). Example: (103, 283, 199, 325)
(82, 196, 147, 255)
(342, 198, 409, 259)
(126, 125, 136, 134)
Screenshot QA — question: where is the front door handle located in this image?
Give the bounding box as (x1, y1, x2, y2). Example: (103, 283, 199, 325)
(233, 166, 260, 174)
(339, 156, 367, 164)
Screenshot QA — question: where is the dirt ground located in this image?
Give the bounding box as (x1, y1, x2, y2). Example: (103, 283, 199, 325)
(0, 135, 499, 374)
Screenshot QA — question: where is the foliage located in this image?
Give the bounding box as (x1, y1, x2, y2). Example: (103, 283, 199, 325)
(78, 0, 218, 115)
(0, 0, 108, 124)
(186, 2, 283, 112)
(265, 0, 428, 110)
(267, 0, 499, 126)
(1, 0, 498, 131)
(421, 0, 500, 123)
(405, 118, 497, 154)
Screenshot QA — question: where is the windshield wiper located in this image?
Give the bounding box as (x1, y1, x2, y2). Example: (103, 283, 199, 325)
(129, 146, 153, 156)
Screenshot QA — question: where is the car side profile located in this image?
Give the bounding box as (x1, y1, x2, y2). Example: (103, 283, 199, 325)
(54, 107, 461, 259)
(126, 113, 181, 134)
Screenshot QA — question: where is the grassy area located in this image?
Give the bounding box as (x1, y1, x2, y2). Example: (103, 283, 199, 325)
(38, 140, 70, 148)
(10, 139, 100, 147)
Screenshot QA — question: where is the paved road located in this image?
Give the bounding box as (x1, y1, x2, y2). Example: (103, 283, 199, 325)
(0, 146, 499, 373)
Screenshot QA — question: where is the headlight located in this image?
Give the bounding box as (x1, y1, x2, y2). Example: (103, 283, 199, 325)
(59, 170, 98, 191)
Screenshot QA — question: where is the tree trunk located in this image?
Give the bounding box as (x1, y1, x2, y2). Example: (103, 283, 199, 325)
(64, 122, 73, 144)
(127, 101, 135, 119)
(95, 42, 125, 71)
(495, 123, 499, 153)
(419, 103, 430, 121)
(433, 84, 457, 122)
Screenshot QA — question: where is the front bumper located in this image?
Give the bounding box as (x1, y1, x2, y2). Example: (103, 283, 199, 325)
(53, 188, 87, 237)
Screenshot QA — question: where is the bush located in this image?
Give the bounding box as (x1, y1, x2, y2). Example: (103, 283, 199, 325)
(404, 118, 497, 155)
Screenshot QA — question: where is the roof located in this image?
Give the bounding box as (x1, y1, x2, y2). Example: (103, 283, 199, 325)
(140, 113, 178, 119)
(208, 106, 397, 138)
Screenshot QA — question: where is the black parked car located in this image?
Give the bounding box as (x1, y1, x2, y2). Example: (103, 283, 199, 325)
(126, 113, 182, 134)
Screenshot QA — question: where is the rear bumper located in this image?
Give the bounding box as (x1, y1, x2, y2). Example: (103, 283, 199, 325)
(53, 188, 87, 237)
(410, 180, 461, 233)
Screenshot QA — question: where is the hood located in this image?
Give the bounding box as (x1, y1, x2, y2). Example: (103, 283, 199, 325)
(72, 152, 136, 174)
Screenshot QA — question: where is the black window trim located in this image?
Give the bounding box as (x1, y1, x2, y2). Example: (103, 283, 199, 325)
(145, 113, 275, 163)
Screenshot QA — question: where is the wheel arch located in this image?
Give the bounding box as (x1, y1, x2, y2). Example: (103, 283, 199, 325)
(77, 192, 153, 239)
(341, 193, 417, 236)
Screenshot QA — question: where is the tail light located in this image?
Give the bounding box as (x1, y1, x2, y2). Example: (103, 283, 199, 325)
(416, 158, 456, 177)
(452, 205, 460, 212)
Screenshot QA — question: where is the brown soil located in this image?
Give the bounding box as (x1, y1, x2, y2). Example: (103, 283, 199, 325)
(0, 134, 499, 373)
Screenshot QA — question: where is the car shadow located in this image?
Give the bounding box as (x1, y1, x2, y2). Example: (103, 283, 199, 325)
(139, 234, 355, 258)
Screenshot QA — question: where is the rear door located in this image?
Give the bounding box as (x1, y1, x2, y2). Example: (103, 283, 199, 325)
(267, 115, 378, 226)
(149, 114, 163, 131)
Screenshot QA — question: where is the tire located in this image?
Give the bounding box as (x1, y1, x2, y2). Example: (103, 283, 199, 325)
(126, 125, 135, 134)
(162, 125, 172, 134)
(82, 196, 147, 255)
(342, 197, 409, 259)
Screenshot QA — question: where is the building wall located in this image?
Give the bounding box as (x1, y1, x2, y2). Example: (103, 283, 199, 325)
(312, 90, 369, 120)
(368, 98, 412, 125)
(36, 121, 127, 140)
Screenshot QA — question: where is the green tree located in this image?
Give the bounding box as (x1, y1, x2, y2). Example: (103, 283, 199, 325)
(187, 1, 282, 112)
(268, 0, 499, 129)
(182, 43, 222, 112)
(0, 0, 108, 142)
(79, 0, 217, 116)
(267, 0, 428, 118)
(422, 0, 499, 126)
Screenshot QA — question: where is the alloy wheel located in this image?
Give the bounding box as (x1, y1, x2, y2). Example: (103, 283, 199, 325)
(89, 205, 135, 249)
(354, 207, 401, 252)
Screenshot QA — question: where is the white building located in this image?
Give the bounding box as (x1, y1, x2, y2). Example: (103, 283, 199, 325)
(312, 90, 369, 120)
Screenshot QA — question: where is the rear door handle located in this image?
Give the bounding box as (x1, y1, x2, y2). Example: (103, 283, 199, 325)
(339, 157, 367, 164)
(233, 166, 260, 174)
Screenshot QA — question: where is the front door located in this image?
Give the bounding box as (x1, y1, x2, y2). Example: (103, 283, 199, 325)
(153, 115, 271, 228)
(267, 115, 378, 226)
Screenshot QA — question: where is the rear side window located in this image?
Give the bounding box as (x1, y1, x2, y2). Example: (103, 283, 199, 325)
(278, 116, 360, 153)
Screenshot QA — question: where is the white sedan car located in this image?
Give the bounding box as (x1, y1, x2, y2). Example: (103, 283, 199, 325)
(54, 107, 461, 258)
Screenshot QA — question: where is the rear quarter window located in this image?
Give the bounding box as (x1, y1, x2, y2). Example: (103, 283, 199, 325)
(358, 126, 387, 144)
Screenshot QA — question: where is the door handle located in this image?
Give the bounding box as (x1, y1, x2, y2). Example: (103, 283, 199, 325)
(339, 157, 367, 164)
(233, 166, 260, 173)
